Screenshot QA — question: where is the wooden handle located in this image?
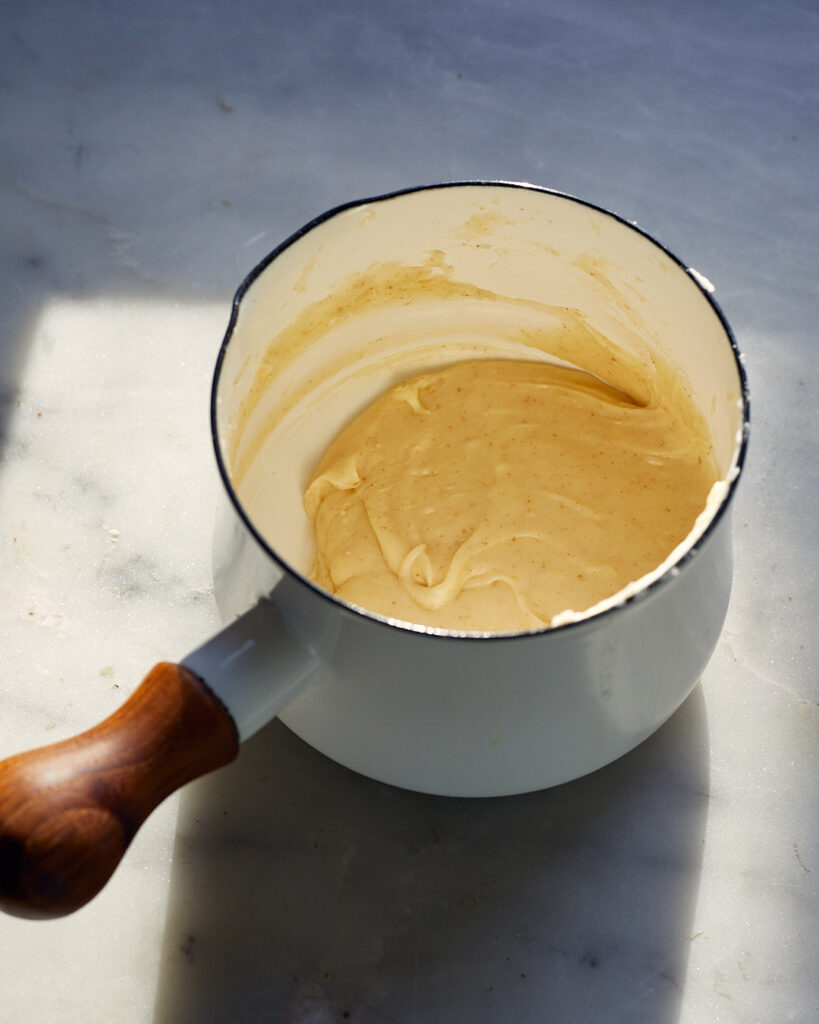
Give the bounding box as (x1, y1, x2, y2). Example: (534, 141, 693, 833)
(0, 662, 239, 919)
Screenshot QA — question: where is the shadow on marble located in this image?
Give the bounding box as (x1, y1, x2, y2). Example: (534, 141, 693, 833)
(153, 684, 709, 1024)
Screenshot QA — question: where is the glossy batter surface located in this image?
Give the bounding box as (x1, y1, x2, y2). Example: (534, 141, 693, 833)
(304, 358, 717, 632)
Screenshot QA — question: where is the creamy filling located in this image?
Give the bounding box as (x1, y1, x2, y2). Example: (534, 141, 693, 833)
(304, 357, 718, 632)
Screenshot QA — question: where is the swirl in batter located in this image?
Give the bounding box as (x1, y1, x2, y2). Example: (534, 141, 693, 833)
(304, 358, 717, 632)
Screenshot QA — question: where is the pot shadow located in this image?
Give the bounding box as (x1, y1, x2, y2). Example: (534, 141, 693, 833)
(153, 686, 709, 1024)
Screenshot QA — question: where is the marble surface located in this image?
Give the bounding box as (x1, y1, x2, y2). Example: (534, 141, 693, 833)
(0, 1, 816, 1021)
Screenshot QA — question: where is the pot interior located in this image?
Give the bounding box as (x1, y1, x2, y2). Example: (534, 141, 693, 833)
(214, 183, 747, 621)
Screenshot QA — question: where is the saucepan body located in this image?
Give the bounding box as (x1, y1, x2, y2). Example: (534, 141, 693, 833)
(210, 182, 748, 797)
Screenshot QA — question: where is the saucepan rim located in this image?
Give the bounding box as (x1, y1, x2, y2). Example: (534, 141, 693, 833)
(210, 180, 750, 643)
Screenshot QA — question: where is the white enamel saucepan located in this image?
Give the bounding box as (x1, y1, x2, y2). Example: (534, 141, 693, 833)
(0, 182, 749, 918)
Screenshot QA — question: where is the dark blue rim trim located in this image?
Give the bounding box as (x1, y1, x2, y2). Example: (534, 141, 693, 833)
(210, 180, 750, 642)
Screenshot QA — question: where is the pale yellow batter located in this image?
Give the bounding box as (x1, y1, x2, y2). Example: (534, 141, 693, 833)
(304, 358, 717, 632)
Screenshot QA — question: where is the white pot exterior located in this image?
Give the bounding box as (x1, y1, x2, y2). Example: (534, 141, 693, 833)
(203, 182, 748, 797)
